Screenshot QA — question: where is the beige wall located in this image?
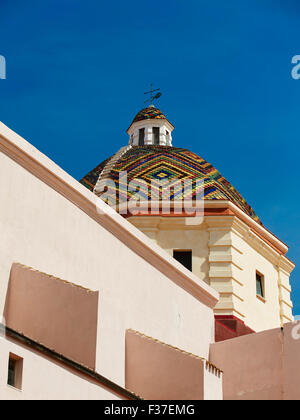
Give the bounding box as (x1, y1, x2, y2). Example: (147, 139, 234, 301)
(0, 335, 122, 400)
(208, 217, 293, 331)
(0, 124, 218, 390)
(129, 217, 210, 285)
(231, 229, 281, 330)
(129, 215, 294, 332)
(157, 224, 209, 285)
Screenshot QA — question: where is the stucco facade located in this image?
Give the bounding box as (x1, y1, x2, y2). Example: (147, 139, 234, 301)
(0, 334, 125, 401)
(210, 322, 300, 400)
(129, 213, 294, 332)
(0, 121, 220, 399)
(80, 104, 295, 335)
(0, 99, 297, 399)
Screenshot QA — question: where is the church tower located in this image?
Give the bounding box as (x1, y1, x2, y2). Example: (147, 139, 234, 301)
(81, 103, 295, 338)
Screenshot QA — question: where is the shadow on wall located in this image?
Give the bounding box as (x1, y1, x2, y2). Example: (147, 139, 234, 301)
(3, 263, 99, 370)
(125, 329, 223, 400)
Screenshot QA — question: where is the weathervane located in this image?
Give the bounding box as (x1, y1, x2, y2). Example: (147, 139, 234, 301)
(144, 83, 162, 106)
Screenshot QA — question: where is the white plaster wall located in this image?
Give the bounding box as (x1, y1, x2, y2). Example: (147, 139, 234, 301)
(0, 150, 215, 387)
(0, 337, 121, 400)
(232, 231, 283, 332)
(203, 365, 223, 400)
(127, 119, 173, 146)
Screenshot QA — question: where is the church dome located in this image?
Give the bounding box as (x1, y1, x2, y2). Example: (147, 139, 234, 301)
(131, 106, 168, 124)
(80, 145, 261, 224)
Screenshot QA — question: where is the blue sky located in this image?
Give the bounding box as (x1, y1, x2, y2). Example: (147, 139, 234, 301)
(0, 0, 300, 313)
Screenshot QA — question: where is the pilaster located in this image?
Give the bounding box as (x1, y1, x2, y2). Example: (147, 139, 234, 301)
(206, 216, 245, 319)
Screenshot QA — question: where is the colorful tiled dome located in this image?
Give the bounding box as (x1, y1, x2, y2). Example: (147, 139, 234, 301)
(80, 145, 261, 224)
(131, 106, 170, 125)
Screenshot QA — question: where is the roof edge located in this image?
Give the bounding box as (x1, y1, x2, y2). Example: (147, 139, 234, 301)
(118, 199, 289, 256)
(207, 200, 289, 255)
(127, 117, 175, 133)
(0, 121, 219, 309)
(2, 324, 141, 400)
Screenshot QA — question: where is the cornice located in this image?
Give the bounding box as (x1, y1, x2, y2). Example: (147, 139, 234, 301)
(205, 215, 295, 274)
(204, 201, 289, 255)
(130, 213, 295, 274)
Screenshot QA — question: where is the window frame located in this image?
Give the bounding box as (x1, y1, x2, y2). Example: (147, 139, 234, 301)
(7, 353, 23, 390)
(153, 127, 160, 145)
(138, 128, 145, 146)
(173, 249, 193, 272)
(256, 271, 266, 302)
(166, 130, 170, 145)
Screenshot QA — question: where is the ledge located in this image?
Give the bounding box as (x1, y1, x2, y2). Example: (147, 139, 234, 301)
(256, 295, 266, 304)
(2, 325, 141, 400)
(204, 201, 289, 255)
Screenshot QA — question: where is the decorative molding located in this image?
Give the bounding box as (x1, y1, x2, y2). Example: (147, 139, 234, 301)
(214, 307, 245, 318)
(219, 292, 244, 302)
(280, 298, 293, 310)
(208, 254, 243, 270)
(256, 295, 266, 304)
(204, 201, 289, 255)
(281, 313, 293, 322)
(206, 215, 294, 274)
(279, 282, 292, 294)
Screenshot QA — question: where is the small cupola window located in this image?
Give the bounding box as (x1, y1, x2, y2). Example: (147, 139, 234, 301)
(153, 127, 160, 145)
(166, 130, 170, 145)
(139, 128, 145, 146)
